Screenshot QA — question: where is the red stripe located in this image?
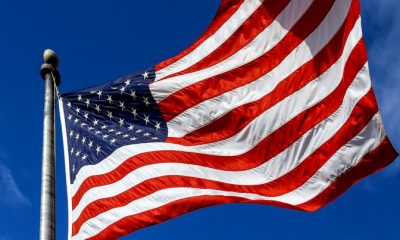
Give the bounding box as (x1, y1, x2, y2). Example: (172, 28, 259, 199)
(81, 140, 399, 239)
(86, 195, 255, 240)
(167, 5, 361, 146)
(69, 0, 400, 238)
(158, 0, 337, 122)
(73, 89, 378, 235)
(155, 0, 245, 72)
(297, 137, 398, 211)
(71, 38, 367, 209)
(87, 194, 320, 240)
(159, 0, 290, 80)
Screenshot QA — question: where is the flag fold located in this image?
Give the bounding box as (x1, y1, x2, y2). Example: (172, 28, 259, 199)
(59, 0, 398, 239)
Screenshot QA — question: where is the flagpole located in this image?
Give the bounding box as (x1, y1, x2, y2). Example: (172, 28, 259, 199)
(39, 49, 60, 240)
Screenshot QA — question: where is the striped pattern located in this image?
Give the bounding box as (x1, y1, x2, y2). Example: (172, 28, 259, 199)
(59, 0, 398, 239)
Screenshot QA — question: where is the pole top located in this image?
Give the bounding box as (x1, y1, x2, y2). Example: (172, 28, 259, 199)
(41, 49, 61, 86)
(43, 49, 59, 68)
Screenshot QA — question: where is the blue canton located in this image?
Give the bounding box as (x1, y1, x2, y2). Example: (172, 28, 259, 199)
(61, 69, 167, 183)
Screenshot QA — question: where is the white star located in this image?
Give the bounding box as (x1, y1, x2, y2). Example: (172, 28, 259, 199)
(78, 95, 82, 101)
(152, 137, 159, 140)
(95, 130, 101, 135)
(108, 129, 115, 133)
(124, 79, 131, 86)
(67, 102, 72, 108)
(120, 86, 126, 94)
(88, 141, 93, 149)
(110, 138, 117, 144)
(75, 150, 81, 157)
(93, 119, 99, 126)
(155, 122, 161, 131)
(142, 71, 149, 79)
(75, 107, 81, 114)
(143, 97, 150, 107)
(85, 99, 90, 107)
(101, 125, 107, 130)
(107, 111, 113, 120)
(70, 147, 75, 154)
(143, 115, 150, 125)
(81, 136, 86, 144)
(144, 132, 150, 137)
(88, 127, 94, 131)
(95, 104, 101, 113)
(130, 137, 137, 141)
(107, 95, 113, 104)
(96, 146, 101, 155)
(136, 129, 143, 133)
(130, 90, 136, 100)
(97, 91, 103, 98)
(74, 118, 79, 124)
(81, 154, 88, 161)
(75, 133, 80, 141)
(69, 131, 74, 138)
(68, 114, 72, 121)
(131, 108, 138, 118)
(103, 134, 109, 139)
(128, 124, 134, 131)
(119, 101, 125, 111)
(83, 112, 89, 119)
(80, 123, 87, 127)
(72, 164, 75, 173)
(115, 131, 122, 135)
(122, 134, 129, 138)
(118, 118, 125, 126)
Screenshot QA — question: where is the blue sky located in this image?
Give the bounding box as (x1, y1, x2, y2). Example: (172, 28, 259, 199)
(0, 0, 398, 239)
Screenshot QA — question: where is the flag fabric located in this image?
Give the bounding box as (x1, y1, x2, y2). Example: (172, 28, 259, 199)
(59, 0, 398, 239)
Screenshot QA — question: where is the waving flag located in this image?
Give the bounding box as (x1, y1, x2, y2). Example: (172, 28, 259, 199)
(59, 0, 398, 239)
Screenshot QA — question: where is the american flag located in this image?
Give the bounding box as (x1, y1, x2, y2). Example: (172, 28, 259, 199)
(59, 0, 398, 239)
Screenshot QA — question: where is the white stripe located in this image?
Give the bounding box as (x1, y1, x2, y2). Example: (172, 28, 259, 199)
(275, 113, 385, 205)
(167, 16, 361, 138)
(72, 64, 371, 221)
(73, 11, 356, 194)
(73, 113, 386, 240)
(72, 45, 366, 199)
(151, 0, 315, 102)
(58, 98, 73, 240)
(155, 0, 263, 81)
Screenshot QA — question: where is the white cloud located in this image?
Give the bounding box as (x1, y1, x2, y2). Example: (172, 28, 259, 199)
(360, 0, 400, 177)
(0, 161, 30, 206)
(361, 0, 400, 147)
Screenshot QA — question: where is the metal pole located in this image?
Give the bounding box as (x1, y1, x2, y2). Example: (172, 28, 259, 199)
(39, 49, 60, 240)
